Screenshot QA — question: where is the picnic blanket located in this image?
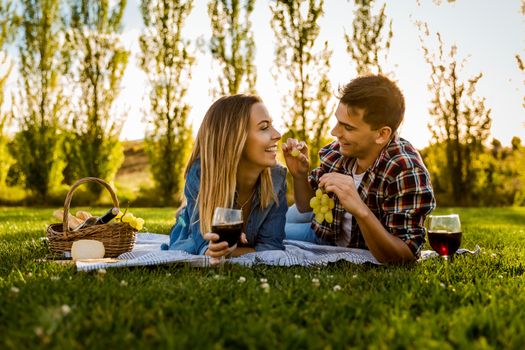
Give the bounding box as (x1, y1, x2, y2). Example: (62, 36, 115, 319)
(75, 233, 480, 271)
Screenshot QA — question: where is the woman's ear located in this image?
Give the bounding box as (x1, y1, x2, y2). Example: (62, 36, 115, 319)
(375, 126, 392, 145)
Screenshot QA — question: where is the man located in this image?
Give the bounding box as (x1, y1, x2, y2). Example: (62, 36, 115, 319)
(282, 74, 436, 264)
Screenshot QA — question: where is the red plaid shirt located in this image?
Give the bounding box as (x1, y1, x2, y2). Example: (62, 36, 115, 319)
(308, 136, 436, 256)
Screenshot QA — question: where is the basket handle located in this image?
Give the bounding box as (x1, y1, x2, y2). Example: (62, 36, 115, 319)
(62, 177, 120, 236)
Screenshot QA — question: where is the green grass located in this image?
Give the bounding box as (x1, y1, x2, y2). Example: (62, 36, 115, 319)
(1, 207, 525, 349)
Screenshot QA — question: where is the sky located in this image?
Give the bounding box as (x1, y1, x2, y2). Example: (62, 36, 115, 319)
(6, 0, 525, 149)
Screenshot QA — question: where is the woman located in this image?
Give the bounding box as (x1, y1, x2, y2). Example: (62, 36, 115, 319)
(161, 94, 287, 258)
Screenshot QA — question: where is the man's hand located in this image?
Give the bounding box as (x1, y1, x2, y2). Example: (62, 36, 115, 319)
(319, 172, 367, 217)
(282, 138, 310, 179)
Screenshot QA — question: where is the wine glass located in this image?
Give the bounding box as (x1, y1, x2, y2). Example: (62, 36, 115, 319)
(426, 214, 462, 261)
(211, 207, 243, 262)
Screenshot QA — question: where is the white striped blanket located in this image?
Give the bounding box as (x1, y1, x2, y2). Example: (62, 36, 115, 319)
(75, 233, 480, 271)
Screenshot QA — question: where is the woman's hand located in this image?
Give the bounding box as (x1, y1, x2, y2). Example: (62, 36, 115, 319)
(282, 138, 310, 179)
(203, 232, 248, 264)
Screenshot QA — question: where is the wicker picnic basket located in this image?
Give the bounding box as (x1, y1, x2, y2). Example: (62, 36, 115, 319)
(46, 177, 136, 257)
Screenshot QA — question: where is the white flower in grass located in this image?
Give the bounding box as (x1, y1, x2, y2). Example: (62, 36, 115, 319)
(120, 280, 128, 287)
(10, 286, 20, 294)
(498, 275, 503, 279)
(97, 268, 107, 275)
(352, 274, 358, 279)
(439, 282, 446, 288)
(294, 274, 301, 279)
(260, 278, 267, 283)
(491, 253, 497, 258)
(261, 282, 270, 292)
(213, 274, 220, 280)
(166, 273, 172, 277)
(327, 275, 334, 279)
(61, 304, 71, 316)
(238, 276, 246, 283)
(312, 278, 320, 287)
(27, 272, 33, 278)
(50, 276, 60, 281)
(333, 285, 342, 292)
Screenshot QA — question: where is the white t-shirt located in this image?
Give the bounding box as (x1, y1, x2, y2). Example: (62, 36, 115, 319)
(336, 162, 365, 247)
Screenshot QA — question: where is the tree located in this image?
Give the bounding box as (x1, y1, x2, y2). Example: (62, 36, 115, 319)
(62, 0, 128, 191)
(0, 0, 18, 189)
(344, 0, 393, 76)
(139, 0, 194, 205)
(208, 0, 256, 96)
(420, 25, 492, 205)
(13, 0, 67, 200)
(271, 0, 334, 167)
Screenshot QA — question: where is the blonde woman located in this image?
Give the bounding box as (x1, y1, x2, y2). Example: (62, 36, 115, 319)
(161, 94, 287, 258)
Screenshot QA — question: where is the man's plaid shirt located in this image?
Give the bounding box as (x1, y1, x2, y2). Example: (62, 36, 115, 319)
(308, 136, 436, 256)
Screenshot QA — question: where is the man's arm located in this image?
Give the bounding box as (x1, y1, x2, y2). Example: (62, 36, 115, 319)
(353, 206, 416, 263)
(319, 172, 417, 264)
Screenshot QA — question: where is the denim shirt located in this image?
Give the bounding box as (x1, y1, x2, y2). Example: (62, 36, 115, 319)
(162, 160, 288, 255)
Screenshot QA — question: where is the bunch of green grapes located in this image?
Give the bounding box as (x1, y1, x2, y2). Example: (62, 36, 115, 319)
(309, 188, 335, 224)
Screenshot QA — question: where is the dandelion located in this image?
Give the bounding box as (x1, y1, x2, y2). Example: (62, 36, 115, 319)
(260, 278, 268, 283)
(238, 276, 246, 283)
(61, 304, 71, 316)
(97, 268, 107, 275)
(333, 285, 342, 292)
(10, 286, 20, 294)
(120, 280, 128, 287)
(261, 282, 270, 292)
(294, 274, 301, 279)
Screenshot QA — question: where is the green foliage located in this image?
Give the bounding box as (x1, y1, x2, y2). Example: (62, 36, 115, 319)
(139, 0, 195, 206)
(208, 0, 257, 96)
(0, 1, 19, 190)
(14, 0, 67, 200)
(271, 0, 334, 168)
(345, 0, 393, 76)
(420, 25, 492, 205)
(2, 207, 525, 348)
(422, 138, 525, 207)
(62, 0, 129, 192)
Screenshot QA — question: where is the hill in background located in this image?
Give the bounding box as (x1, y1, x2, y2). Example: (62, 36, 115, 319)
(115, 140, 153, 193)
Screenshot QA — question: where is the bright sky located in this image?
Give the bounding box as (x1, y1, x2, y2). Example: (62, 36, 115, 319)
(6, 0, 524, 149)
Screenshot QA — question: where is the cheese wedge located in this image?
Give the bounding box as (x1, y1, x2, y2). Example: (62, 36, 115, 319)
(71, 240, 105, 260)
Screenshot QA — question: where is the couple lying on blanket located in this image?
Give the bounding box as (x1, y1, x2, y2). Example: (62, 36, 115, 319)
(161, 74, 436, 264)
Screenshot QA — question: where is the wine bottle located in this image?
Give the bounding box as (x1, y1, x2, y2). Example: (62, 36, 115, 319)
(96, 207, 120, 224)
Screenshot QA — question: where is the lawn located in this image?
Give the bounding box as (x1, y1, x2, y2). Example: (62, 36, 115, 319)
(1, 206, 525, 349)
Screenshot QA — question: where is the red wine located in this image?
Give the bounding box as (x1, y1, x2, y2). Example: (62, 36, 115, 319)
(96, 207, 119, 224)
(428, 230, 462, 256)
(212, 222, 243, 247)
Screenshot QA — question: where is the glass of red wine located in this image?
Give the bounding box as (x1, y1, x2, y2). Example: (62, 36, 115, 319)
(427, 214, 462, 261)
(211, 207, 243, 261)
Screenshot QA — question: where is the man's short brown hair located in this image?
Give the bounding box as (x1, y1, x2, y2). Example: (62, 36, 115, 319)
(337, 74, 405, 133)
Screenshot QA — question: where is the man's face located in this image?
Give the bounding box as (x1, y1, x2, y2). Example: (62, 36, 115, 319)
(330, 102, 380, 159)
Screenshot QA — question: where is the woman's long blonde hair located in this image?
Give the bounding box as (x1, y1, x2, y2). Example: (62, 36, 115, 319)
(186, 94, 276, 235)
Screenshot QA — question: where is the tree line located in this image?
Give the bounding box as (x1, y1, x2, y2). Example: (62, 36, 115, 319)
(0, 0, 523, 207)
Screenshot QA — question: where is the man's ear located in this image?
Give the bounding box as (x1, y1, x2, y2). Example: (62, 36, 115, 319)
(375, 126, 392, 145)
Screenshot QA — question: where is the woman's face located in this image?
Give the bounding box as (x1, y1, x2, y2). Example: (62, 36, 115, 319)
(241, 103, 282, 169)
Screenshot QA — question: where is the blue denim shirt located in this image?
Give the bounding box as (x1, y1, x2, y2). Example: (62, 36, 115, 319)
(162, 160, 288, 255)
